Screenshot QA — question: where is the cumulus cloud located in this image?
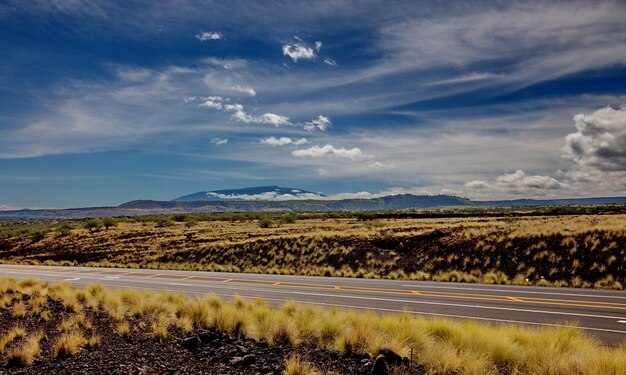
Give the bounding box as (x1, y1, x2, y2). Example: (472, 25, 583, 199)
(282, 37, 321, 62)
(222, 103, 291, 127)
(210, 137, 228, 146)
(196, 31, 222, 41)
(563, 106, 626, 172)
(261, 137, 308, 146)
(259, 113, 290, 127)
(292, 145, 367, 161)
(303, 115, 331, 132)
(198, 96, 224, 110)
(465, 169, 566, 196)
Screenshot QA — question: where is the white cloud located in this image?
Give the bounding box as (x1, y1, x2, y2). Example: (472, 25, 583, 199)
(196, 31, 222, 41)
(465, 169, 566, 196)
(259, 113, 290, 127)
(429, 72, 499, 85)
(0, 204, 18, 211)
(198, 96, 223, 110)
(261, 137, 308, 146)
(203, 72, 256, 97)
(323, 58, 337, 66)
(206, 191, 323, 201)
(303, 115, 331, 132)
(316, 168, 329, 176)
(114, 67, 152, 82)
(210, 137, 228, 146)
(292, 144, 367, 161)
(563, 106, 626, 172)
(282, 37, 322, 62)
(203, 57, 247, 70)
(222, 103, 290, 127)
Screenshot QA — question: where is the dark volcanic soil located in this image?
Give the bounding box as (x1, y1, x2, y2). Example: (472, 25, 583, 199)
(0, 295, 418, 374)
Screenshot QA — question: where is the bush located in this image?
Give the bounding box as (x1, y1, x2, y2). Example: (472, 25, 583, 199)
(83, 220, 101, 233)
(258, 217, 275, 228)
(102, 218, 118, 230)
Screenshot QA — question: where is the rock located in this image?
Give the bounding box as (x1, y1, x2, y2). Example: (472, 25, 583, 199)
(379, 349, 403, 366)
(236, 345, 248, 354)
(230, 356, 244, 365)
(180, 335, 200, 350)
(243, 354, 257, 366)
(352, 351, 370, 360)
(198, 330, 216, 344)
(372, 354, 389, 375)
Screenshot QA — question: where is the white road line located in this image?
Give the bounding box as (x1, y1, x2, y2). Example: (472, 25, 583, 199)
(618, 320, 626, 323)
(104, 276, 119, 279)
(64, 277, 80, 281)
(168, 282, 193, 286)
(400, 284, 626, 299)
(290, 291, 626, 321)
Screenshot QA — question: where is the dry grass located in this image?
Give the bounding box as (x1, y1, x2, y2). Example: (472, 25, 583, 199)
(283, 354, 319, 375)
(0, 326, 26, 353)
(53, 331, 86, 357)
(5, 333, 42, 366)
(2, 213, 624, 289)
(0, 277, 625, 373)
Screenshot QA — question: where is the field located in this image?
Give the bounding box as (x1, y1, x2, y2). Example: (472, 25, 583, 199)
(0, 277, 624, 374)
(0, 208, 624, 289)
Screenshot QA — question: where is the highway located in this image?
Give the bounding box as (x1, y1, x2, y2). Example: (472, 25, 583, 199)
(1, 264, 625, 344)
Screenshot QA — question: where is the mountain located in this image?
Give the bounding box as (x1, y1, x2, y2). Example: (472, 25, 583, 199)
(1, 192, 625, 220)
(173, 186, 324, 202)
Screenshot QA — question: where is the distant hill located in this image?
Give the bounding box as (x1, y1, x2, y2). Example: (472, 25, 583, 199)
(174, 186, 324, 202)
(1, 191, 625, 220)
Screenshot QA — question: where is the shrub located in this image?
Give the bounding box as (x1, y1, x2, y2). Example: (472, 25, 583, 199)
(102, 218, 118, 230)
(83, 220, 101, 233)
(259, 217, 275, 228)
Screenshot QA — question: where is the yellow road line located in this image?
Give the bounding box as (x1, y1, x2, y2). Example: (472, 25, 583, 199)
(507, 296, 524, 302)
(181, 276, 195, 280)
(273, 282, 282, 286)
(143, 273, 162, 278)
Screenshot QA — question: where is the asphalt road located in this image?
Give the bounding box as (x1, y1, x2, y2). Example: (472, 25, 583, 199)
(1, 264, 625, 344)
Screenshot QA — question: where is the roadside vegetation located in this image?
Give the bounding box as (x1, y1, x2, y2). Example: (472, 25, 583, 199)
(0, 207, 625, 289)
(0, 278, 624, 374)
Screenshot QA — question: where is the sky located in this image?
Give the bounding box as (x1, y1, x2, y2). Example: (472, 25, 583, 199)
(1, 0, 626, 208)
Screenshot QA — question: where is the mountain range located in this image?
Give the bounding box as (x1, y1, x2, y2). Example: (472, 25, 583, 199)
(1, 186, 625, 219)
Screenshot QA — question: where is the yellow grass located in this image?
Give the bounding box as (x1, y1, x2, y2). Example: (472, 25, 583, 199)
(5, 333, 42, 366)
(53, 331, 86, 357)
(1, 277, 625, 374)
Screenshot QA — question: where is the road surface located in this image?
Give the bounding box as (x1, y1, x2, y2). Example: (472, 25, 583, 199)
(1, 264, 625, 344)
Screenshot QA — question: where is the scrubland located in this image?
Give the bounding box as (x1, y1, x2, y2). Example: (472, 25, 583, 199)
(0, 278, 624, 374)
(0, 210, 624, 289)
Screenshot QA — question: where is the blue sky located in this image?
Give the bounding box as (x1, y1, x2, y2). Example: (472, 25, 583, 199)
(1, 0, 626, 208)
